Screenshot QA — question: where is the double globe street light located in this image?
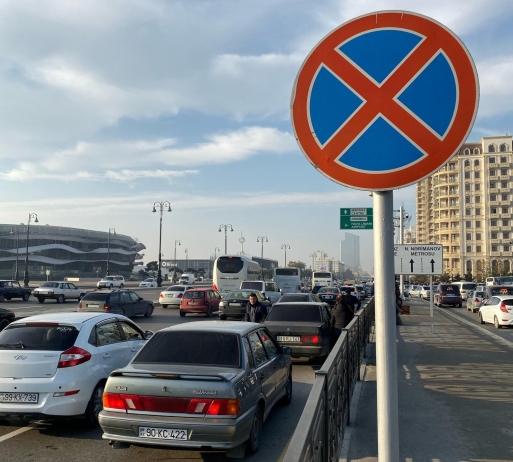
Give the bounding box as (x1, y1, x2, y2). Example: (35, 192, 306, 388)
(218, 224, 233, 255)
(281, 244, 290, 267)
(23, 213, 38, 287)
(152, 201, 172, 288)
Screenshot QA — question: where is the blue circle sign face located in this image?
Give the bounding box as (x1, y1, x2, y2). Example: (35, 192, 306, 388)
(291, 11, 479, 190)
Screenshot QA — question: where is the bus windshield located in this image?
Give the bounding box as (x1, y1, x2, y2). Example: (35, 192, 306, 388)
(274, 267, 301, 294)
(216, 257, 243, 273)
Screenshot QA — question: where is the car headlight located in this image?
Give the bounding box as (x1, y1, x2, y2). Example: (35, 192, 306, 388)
(219, 302, 225, 307)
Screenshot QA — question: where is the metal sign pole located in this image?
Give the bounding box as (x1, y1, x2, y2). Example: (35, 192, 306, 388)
(373, 191, 399, 461)
(430, 275, 434, 333)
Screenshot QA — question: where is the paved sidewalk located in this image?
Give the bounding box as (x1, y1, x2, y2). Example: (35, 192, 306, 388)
(343, 303, 513, 462)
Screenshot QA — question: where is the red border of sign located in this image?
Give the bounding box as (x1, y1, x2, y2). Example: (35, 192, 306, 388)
(291, 11, 479, 190)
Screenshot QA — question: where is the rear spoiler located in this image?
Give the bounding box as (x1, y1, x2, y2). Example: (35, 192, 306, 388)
(110, 371, 237, 381)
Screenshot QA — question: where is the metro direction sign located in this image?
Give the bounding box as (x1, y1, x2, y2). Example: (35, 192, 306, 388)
(394, 244, 443, 275)
(340, 208, 373, 230)
(291, 11, 479, 191)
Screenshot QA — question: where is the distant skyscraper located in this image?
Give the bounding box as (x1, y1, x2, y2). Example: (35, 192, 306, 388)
(340, 232, 360, 270)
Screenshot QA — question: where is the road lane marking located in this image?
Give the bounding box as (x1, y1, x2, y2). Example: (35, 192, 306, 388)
(0, 421, 42, 443)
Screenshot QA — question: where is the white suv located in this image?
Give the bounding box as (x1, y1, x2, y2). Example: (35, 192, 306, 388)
(97, 275, 125, 289)
(0, 312, 153, 426)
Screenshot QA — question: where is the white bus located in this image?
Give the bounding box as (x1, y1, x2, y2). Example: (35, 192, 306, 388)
(213, 255, 261, 293)
(273, 267, 302, 294)
(312, 271, 333, 288)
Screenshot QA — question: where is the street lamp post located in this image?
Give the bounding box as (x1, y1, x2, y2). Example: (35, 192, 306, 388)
(10, 226, 20, 281)
(23, 213, 39, 287)
(106, 228, 116, 276)
(174, 240, 181, 281)
(185, 248, 188, 271)
(281, 244, 290, 267)
(152, 201, 172, 288)
(257, 236, 268, 277)
(218, 224, 233, 254)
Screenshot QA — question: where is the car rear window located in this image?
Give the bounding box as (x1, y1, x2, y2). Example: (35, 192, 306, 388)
(279, 294, 309, 302)
(183, 291, 205, 299)
(267, 304, 321, 322)
(81, 293, 109, 302)
(166, 286, 185, 291)
(227, 291, 253, 299)
(0, 324, 79, 351)
(441, 285, 460, 293)
(318, 287, 338, 294)
(133, 331, 240, 367)
(462, 283, 476, 290)
(491, 287, 513, 296)
(241, 282, 262, 291)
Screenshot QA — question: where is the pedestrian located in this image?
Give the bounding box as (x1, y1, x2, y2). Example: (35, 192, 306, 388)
(242, 292, 268, 323)
(342, 287, 361, 312)
(330, 293, 355, 346)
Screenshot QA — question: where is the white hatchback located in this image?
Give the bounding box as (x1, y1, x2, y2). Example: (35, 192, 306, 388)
(139, 278, 157, 288)
(159, 285, 193, 308)
(478, 295, 513, 329)
(0, 312, 153, 425)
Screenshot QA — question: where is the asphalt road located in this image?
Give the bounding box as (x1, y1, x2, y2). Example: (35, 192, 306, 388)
(0, 285, 319, 462)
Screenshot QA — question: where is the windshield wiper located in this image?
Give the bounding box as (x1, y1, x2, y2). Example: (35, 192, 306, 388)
(0, 341, 26, 349)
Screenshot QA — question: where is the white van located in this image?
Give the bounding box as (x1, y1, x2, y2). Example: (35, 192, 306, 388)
(452, 282, 477, 300)
(485, 277, 501, 286)
(240, 280, 282, 303)
(179, 273, 195, 284)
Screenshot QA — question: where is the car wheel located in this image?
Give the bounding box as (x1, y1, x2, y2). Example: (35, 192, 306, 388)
(22, 293, 30, 301)
(246, 405, 262, 454)
(84, 381, 105, 427)
(0, 319, 9, 331)
(56, 294, 65, 304)
(494, 316, 502, 329)
(38, 297, 45, 303)
(206, 305, 213, 318)
(479, 313, 485, 324)
(457, 303, 462, 308)
(161, 304, 168, 308)
(179, 310, 186, 317)
(109, 284, 113, 289)
(219, 314, 227, 320)
(144, 304, 154, 317)
(0, 294, 5, 302)
(280, 370, 292, 405)
(119, 284, 124, 289)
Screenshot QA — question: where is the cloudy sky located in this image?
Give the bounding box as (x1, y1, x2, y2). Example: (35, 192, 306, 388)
(0, 0, 511, 273)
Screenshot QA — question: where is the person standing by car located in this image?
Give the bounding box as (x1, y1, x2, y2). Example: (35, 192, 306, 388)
(330, 294, 355, 346)
(342, 287, 361, 312)
(242, 293, 268, 323)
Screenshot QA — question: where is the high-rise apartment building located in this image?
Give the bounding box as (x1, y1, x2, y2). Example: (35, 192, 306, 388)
(340, 232, 361, 271)
(416, 135, 512, 280)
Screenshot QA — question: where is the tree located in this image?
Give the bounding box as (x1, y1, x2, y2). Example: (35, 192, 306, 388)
(287, 261, 306, 270)
(146, 261, 158, 271)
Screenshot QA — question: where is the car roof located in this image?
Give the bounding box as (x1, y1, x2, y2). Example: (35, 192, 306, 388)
(39, 281, 72, 284)
(184, 288, 208, 292)
(274, 302, 324, 306)
(9, 312, 128, 327)
(160, 321, 258, 334)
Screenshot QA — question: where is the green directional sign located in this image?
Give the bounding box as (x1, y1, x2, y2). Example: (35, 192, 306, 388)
(340, 208, 373, 230)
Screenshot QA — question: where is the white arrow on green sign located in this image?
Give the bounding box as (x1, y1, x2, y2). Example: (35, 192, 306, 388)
(340, 208, 373, 230)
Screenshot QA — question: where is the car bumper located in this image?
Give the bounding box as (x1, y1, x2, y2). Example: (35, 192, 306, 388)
(99, 407, 254, 449)
(276, 342, 329, 358)
(181, 306, 208, 313)
(159, 298, 181, 307)
(439, 298, 462, 305)
(218, 306, 246, 319)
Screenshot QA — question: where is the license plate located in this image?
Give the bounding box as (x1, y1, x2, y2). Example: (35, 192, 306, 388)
(38, 291, 49, 295)
(447, 294, 455, 297)
(189, 302, 198, 306)
(87, 304, 100, 308)
(277, 336, 301, 342)
(323, 295, 332, 299)
(0, 392, 39, 403)
(139, 427, 188, 440)
(230, 303, 241, 307)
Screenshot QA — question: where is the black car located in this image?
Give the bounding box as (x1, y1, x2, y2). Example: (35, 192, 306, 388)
(263, 302, 332, 361)
(0, 280, 31, 302)
(277, 293, 322, 303)
(0, 308, 15, 331)
(317, 286, 341, 306)
(218, 289, 271, 320)
(78, 289, 154, 317)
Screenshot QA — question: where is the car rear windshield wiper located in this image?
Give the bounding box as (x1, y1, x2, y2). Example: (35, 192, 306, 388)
(0, 341, 26, 349)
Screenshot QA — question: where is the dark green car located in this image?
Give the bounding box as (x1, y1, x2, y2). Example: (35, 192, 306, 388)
(0, 280, 31, 303)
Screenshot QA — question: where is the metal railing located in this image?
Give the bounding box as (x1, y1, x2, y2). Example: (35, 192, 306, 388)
(282, 298, 375, 462)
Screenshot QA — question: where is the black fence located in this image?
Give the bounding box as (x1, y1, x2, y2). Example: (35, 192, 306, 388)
(282, 297, 375, 462)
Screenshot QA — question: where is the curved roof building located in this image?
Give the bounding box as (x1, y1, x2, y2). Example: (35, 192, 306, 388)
(0, 224, 145, 279)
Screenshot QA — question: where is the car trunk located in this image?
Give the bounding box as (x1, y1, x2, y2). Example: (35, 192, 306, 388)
(0, 351, 60, 378)
(264, 321, 323, 336)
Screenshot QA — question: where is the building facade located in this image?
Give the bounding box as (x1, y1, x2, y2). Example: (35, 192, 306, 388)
(340, 232, 361, 271)
(0, 224, 144, 280)
(416, 135, 513, 281)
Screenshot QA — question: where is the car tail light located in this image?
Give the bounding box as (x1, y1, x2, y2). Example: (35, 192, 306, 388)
(177, 293, 183, 298)
(53, 390, 80, 397)
(500, 302, 509, 313)
(301, 335, 320, 344)
(104, 304, 110, 311)
(102, 394, 239, 416)
(213, 283, 219, 291)
(159, 292, 163, 298)
(58, 346, 91, 368)
(78, 301, 82, 309)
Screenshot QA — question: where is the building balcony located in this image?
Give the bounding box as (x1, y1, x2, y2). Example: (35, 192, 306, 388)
(489, 175, 499, 181)
(490, 239, 500, 243)
(490, 226, 500, 231)
(491, 251, 502, 256)
(490, 201, 499, 206)
(499, 175, 509, 181)
(502, 213, 511, 218)
(489, 163, 499, 168)
(489, 188, 499, 193)
(491, 213, 500, 219)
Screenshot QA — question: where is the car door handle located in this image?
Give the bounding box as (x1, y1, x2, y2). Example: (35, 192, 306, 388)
(259, 372, 265, 380)
(102, 353, 111, 358)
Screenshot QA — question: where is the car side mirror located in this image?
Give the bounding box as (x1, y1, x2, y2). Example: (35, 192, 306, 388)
(281, 346, 292, 355)
(144, 330, 155, 340)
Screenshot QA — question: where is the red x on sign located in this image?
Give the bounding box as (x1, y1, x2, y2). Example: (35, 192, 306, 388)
(291, 11, 479, 190)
